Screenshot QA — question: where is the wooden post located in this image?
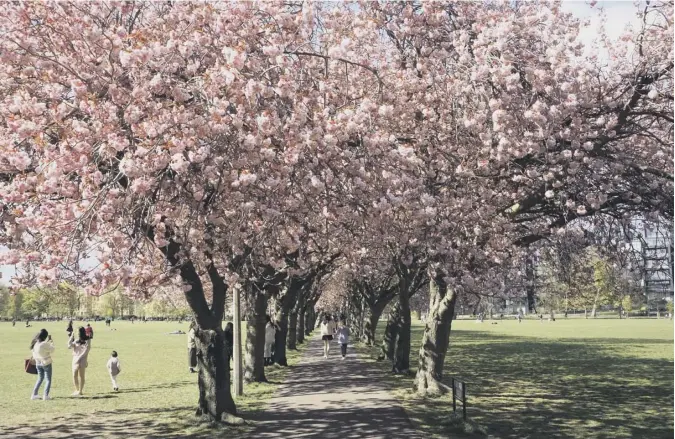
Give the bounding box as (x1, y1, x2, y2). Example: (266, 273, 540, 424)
(233, 284, 243, 397)
(452, 377, 456, 413)
(462, 382, 467, 421)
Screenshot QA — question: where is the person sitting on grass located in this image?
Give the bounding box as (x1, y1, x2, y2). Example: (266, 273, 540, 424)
(68, 327, 91, 396)
(30, 329, 55, 401)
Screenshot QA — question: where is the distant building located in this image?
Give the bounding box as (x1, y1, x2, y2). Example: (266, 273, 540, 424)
(630, 220, 674, 307)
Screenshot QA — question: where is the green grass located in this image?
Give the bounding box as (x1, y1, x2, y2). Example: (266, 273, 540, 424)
(0, 321, 306, 438)
(364, 318, 674, 439)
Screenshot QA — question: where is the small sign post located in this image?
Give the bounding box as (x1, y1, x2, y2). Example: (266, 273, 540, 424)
(451, 377, 467, 421)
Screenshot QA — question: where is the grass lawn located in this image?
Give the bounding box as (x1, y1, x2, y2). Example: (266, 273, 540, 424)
(0, 321, 304, 438)
(365, 318, 674, 439)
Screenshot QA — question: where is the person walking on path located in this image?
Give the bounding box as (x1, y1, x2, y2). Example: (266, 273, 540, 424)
(188, 321, 197, 373)
(336, 319, 350, 360)
(320, 315, 336, 359)
(107, 350, 121, 391)
(68, 327, 91, 396)
(30, 329, 55, 400)
(264, 316, 276, 366)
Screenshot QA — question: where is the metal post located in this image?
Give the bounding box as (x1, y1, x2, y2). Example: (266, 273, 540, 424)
(451, 378, 456, 413)
(233, 284, 243, 397)
(462, 383, 467, 421)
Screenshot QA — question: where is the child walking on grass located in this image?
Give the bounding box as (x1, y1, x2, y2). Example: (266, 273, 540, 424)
(336, 320, 350, 360)
(107, 351, 121, 391)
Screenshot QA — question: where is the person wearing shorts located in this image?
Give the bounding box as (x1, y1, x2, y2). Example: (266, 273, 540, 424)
(320, 315, 336, 359)
(68, 327, 91, 396)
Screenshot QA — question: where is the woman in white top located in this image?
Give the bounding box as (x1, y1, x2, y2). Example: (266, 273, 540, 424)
(30, 329, 55, 400)
(320, 314, 336, 359)
(68, 327, 92, 396)
(264, 315, 276, 366)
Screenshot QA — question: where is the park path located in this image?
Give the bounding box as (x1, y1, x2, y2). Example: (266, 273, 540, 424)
(243, 334, 422, 439)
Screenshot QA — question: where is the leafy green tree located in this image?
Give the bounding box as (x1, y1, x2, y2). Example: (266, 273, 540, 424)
(22, 288, 49, 318)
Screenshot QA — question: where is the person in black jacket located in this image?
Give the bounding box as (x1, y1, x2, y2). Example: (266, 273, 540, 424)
(223, 322, 234, 364)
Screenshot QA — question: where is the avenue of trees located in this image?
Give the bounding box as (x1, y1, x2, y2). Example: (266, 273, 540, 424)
(0, 0, 672, 424)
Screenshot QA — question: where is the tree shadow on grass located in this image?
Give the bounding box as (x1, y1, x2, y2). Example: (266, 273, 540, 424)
(0, 406, 250, 439)
(405, 329, 674, 439)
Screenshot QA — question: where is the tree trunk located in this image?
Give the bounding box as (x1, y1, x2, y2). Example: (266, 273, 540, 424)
(393, 281, 412, 374)
(362, 300, 387, 346)
(244, 291, 267, 383)
(379, 302, 400, 362)
(305, 307, 315, 336)
(297, 310, 306, 344)
(526, 255, 537, 313)
(273, 280, 302, 366)
(414, 274, 457, 395)
(273, 305, 289, 366)
(195, 326, 237, 421)
(287, 310, 298, 350)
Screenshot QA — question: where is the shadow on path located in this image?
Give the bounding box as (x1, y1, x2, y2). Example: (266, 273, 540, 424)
(242, 335, 421, 439)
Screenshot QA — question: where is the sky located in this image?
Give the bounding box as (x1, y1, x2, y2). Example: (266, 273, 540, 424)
(0, 1, 643, 286)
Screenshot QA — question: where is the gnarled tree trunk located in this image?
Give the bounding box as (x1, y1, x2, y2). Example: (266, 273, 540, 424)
(244, 290, 267, 383)
(195, 326, 237, 420)
(297, 309, 306, 344)
(305, 306, 315, 336)
(273, 279, 303, 366)
(362, 299, 389, 346)
(273, 304, 290, 366)
(414, 273, 457, 396)
(393, 287, 412, 374)
(287, 310, 298, 350)
(379, 301, 400, 362)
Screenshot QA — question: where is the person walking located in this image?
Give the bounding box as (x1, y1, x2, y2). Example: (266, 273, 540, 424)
(66, 320, 73, 337)
(106, 351, 121, 391)
(30, 329, 55, 400)
(85, 323, 94, 340)
(264, 316, 276, 366)
(68, 327, 91, 396)
(336, 319, 350, 360)
(188, 321, 197, 373)
(320, 314, 336, 359)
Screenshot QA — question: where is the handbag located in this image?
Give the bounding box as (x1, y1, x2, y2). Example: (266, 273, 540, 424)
(25, 357, 37, 374)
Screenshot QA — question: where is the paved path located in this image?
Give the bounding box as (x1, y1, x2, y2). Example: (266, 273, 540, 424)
(243, 334, 422, 439)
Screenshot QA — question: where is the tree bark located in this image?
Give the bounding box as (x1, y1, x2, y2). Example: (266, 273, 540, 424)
(287, 310, 298, 350)
(164, 249, 237, 422)
(273, 281, 301, 367)
(379, 301, 400, 362)
(362, 300, 388, 346)
(305, 306, 315, 336)
(273, 301, 290, 366)
(244, 290, 267, 383)
(297, 309, 305, 344)
(195, 326, 237, 421)
(393, 284, 412, 374)
(526, 255, 537, 313)
(414, 273, 457, 396)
